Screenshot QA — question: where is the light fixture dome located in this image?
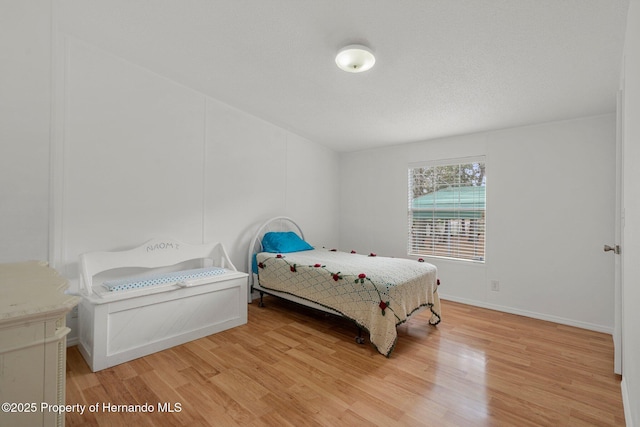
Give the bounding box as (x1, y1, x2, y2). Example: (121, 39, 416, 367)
(335, 44, 375, 73)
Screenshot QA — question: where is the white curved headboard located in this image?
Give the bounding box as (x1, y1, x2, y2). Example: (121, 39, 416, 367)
(246, 216, 304, 301)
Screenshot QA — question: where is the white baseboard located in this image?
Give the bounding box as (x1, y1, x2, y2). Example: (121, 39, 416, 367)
(438, 293, 614, 335)
(621, 376, 633, 427)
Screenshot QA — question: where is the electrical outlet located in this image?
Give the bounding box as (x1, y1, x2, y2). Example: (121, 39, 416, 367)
(491, 280, 500, 292)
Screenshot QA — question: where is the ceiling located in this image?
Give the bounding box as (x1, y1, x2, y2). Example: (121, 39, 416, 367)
(58, 0, 630, 152)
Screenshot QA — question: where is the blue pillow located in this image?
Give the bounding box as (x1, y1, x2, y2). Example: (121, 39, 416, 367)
(262, 231, 313, 253)
(252, 253, 259, 274)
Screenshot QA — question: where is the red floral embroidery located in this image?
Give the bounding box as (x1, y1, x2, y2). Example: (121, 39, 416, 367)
(314, 263, 321, 268)
(258, 262, 265, 269)
(276, 254, 283, 258)
(358, 273, 366, 279)
(369, 252, 377, 257)
(350, 250, 356, 254)
(379, 300, 390, 316)
(290, 265, 297, 272)
(418, 258, 425, 262)
(332, 273, 341, 281)
(437, 279, 440, 286)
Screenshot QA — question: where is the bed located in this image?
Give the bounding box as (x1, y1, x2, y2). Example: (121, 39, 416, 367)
(248, 217, 441, 356)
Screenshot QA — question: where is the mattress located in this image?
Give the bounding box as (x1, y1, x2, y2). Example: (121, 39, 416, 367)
(256, 248, 441, 356)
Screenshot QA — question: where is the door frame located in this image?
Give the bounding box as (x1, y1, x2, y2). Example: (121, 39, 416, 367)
(614, 89, 624, 375)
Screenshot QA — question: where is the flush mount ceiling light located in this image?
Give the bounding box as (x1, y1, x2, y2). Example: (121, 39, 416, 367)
(335, 44, 375, 73)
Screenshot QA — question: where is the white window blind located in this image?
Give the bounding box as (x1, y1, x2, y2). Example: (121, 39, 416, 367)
(408, 158, 486, 262)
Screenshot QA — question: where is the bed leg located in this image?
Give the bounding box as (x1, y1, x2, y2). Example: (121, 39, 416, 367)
(259, 292, 265, 308)
(355, 327, 365, 344)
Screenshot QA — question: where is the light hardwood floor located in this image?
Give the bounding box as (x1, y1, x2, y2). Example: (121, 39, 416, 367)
(66, 298, 625, 426)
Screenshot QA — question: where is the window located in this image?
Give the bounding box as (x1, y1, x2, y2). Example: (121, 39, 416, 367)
(408, 157, 486, 262)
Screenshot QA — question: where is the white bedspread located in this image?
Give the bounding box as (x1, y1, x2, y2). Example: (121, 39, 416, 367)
(256, 249, 441, 356)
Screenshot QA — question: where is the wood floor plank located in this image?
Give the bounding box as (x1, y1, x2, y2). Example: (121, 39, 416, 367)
(174, 381, 244, 425)
(66, 298, 625, 426)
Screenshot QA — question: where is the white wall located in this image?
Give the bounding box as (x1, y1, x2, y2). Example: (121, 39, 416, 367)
(204, 98, 340, 266)
(621, 0, 640, 424)
(50, 37, 339, 338)
(52, 35, 340, 279)
(339, 115, 616, 332)
(54, 38, 207, 273)
(0, 0, 51, 262)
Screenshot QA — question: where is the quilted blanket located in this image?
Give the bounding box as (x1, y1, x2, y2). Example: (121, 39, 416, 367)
(256, 249, 441, 356)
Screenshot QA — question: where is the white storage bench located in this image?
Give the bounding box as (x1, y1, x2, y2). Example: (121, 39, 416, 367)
(77, 238, 247, 372)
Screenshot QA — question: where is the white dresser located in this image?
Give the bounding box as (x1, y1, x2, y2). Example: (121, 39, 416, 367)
(0, 261, 80, 427)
